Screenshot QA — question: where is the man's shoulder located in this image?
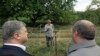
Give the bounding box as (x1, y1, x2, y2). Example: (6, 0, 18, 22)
(0, 46, 32, 56)
(0, 49, 32, 56)
(68, 45, 100, 56)
(51, 24, 53, 25)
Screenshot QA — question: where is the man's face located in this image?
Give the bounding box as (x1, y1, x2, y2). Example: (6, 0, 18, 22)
(47, 21, 51, 24)
(19, 26, 28, 44)
(72, 31, 75, 43)
(47, 20, 51, 24)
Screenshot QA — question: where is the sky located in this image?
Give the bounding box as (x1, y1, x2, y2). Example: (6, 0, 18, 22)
(74, 0, 92, 11)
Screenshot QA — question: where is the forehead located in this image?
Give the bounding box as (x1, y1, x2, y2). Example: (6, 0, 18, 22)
(20, 26, 27, 31)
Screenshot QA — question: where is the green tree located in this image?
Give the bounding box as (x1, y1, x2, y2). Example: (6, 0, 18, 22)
(0, 0, 76, 26)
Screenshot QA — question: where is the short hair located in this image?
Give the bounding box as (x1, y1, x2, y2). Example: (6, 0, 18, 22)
(73, 20, 95, 40)
(47, 20, 51, 23)
(2, 20, 26, 40)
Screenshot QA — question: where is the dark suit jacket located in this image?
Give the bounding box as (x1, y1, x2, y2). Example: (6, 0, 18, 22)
(0, 45, 32, 56)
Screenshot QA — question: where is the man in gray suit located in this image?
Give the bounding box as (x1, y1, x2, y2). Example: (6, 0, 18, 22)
(68, 20, 100, 56)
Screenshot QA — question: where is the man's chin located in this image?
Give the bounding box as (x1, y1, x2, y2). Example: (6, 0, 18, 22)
(21, 40, 28, 44)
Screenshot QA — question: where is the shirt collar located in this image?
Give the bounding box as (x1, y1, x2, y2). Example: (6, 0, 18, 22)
(68, 40, 96, 54)
(4, 43, 26, 51)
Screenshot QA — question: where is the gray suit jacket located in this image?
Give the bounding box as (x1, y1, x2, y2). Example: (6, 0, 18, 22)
(68, 40, 100, 56)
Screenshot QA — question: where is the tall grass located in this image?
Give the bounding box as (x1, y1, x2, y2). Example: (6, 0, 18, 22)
(0, 26, 100, 56)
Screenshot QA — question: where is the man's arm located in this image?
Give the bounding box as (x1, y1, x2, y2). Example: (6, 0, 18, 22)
(52, 24, 54, 31)
(44, 24, 49, 32)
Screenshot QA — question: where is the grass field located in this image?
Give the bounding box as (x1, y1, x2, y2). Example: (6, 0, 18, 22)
(0, 26, 100, 56)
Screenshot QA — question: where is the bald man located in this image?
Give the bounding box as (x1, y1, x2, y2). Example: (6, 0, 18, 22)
(68, 20, 100, 56)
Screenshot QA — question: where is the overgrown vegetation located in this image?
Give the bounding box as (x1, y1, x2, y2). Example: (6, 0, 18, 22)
(0, 26, 100, 56)
(0, 0, 100, 27)
(0, 0, 76, 26)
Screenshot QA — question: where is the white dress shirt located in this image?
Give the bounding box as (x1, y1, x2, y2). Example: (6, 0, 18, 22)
(4, 43, 26, 51)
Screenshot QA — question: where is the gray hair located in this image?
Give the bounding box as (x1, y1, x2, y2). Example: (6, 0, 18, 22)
(2, 20, 26, 40)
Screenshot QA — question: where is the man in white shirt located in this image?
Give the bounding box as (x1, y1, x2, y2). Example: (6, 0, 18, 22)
(44, 20, 54, 47)
(0, 20, 32, 56)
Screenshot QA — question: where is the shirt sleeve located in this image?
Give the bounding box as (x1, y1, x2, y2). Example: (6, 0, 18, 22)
(52, 24, 54, 31)
(44, 24, 47, 32)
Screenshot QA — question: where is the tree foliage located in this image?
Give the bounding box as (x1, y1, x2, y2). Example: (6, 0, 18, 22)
(0, 0, 76, 26)
(77, 0, 100, 25)
(77, 8, 100, 25)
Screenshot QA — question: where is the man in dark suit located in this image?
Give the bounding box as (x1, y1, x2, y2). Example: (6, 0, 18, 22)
(0, 20, 32, 56)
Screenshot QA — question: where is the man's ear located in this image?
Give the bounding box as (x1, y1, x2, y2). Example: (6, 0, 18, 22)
(73, 31, 78, 38)
(73, 31, 79, 43)
(13, 32, 20, 40)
